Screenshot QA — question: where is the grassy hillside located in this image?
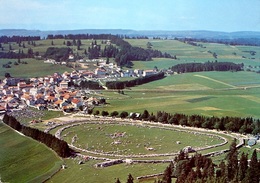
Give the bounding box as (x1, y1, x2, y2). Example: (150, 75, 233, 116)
(0, 122, 63, 183)
(0, 39, 110, 79)
(127, 39, 260, 71)
(0, 58, 71, 79)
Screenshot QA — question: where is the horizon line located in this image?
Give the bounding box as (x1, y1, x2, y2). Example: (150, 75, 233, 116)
(1, 28, 260, 33)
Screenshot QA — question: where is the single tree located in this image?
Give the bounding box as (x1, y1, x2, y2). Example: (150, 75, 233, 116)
(226, 139, 238, 181)
(77, 39, 81, 50)
(5, 72, 11, 78)
(115, 178, 121, 183)
(94, 110, 100, 116)
(247, 150, 259, 183)
(238, 152, 248, 181)
(162, 165, 172, 183)
(126, 173, 134, 183)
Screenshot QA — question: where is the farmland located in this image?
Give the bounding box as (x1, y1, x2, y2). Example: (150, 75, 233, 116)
(127, 39, 260, 70)
(1, 37, 260, 182)
(0, 122, 62, 183)
(103, 71, 260, 118)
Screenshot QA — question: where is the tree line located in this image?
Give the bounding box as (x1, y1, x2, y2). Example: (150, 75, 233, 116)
(0, 36, 40, 44)
(95, 109, 260, 135)
(106, 72, 165, 89)
(176, 37, 260, 46)
(2, 114, 72, 158)
(0, 48, 35, 59)
(171, 61, 243, 73)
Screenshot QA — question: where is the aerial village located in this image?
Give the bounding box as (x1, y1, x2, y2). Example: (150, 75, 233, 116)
(0, 58, 159, 116)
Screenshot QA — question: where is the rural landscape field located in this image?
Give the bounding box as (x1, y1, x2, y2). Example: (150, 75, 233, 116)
(0, 31, 260, 183)
(2, 0, 260, 182)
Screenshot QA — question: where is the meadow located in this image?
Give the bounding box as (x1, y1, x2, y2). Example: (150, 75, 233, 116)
(47, 158, 167, 183)
(45, 120, 235, 183)
(0, 58, 71, 79)
(127, 39, 260, 70)
(61, 123, 224, 155)
(0, 122, 63, 183)
(0, 39, 110, 79)
(102, 71, 260, 118)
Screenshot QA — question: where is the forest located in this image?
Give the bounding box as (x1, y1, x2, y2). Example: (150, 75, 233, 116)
(106, 72, 165, 89)
(171, 61, 244, 73)
(152, 140, 260, 183)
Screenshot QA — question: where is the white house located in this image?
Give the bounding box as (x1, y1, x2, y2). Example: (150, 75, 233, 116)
(143, 70, 157, 77)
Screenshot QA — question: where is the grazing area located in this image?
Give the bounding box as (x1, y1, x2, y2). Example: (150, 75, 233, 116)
(0, 58, 71, 79)
(0, 122, 63, 183)
(47, 158, 167, 183)
(61, 122, 225, 156)
(104, 71, 260, 118)
(45, 117, 237, 183)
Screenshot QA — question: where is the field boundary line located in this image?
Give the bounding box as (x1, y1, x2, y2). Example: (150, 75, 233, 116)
(194, 74, 237, 88)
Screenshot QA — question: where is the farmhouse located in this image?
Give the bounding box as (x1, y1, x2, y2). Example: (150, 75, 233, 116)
(143, 70, 157, 77)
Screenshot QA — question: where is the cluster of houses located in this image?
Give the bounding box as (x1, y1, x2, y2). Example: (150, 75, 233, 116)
(0, 58, 164, 115)
(0, 72, 102, 114)
(44, 58, 159, 79)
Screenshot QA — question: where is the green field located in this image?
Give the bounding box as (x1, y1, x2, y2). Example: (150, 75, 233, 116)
(46, 120, 235, 183)
(102, 71, 260, 118)
(0, 122, 63, 183)
(127, 39, 260, 71)
(61, 123, 224, 155)
(47, 158, 167, 183)
(0, 39, 114, 79)
(0, 58, 72, 79)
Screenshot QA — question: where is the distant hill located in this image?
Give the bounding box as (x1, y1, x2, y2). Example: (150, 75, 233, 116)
(1, 29, 260, 39)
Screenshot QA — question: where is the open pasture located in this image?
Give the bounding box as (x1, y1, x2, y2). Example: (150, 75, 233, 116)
(46, 119, 235, 182)
(61, 123, 224, 156)
(47, 158, 167, 183)
(0, 39, 108, 57)
(0, 123, 62, 183)
(0, 58, 71, 79)
(104, 71, 260, 118)
(128, 39, 260, 70)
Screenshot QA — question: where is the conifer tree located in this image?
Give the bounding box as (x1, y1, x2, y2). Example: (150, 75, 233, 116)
(247, 150, 259, 183)
(115, 178, 121, 183)
(162, 165, 172, 183)
(226, 139, 238, 181)
(126, 173, 134, 183)
(238, 152, 248, 181)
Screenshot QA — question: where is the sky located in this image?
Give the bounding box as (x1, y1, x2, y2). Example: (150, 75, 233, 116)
(0, 0, 260, 32)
